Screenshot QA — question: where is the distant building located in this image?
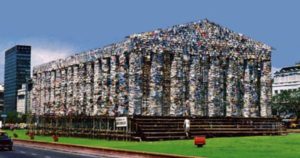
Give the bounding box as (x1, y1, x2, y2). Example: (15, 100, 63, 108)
(273, 64, 300, 95)
(17, 84, 26, 114)
(4, 45, 31, 113)
(16, 81, 33, 114)
(0, 84, 4, 113)
(26, 79, 33, 113)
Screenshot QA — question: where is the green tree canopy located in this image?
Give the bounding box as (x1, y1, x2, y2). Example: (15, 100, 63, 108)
(272, 89, 300, 118)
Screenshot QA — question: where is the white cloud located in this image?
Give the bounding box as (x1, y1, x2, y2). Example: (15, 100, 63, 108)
(0, 39, 77, 83)
(31, 44, 75, 67)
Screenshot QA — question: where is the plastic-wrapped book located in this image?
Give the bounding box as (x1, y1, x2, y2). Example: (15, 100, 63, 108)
(31, 19, 272, 117)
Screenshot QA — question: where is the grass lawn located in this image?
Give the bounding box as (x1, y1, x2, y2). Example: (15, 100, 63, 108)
(4, 130, 300, 158)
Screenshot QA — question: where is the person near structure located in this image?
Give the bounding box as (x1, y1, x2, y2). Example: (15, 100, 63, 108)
(184, 118, 190, 138)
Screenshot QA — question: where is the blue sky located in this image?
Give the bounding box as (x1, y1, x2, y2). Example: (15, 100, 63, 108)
(0, 0, 299, 83)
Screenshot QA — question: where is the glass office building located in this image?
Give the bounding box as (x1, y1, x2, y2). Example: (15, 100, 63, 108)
(0, 84, 4, 113)
(4, 45, 31, 113)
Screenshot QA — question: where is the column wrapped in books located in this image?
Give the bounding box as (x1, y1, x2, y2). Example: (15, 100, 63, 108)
(207, 55, 222, 117)
(60, 68, 67, 115)
(101, 57, 110, 115)
(54, 69, 61, 115)
(78, 63, 86, 114)
(226, 55, 239, 117)
(109, 56, 118, 116)
(40, 72, 46, 115)
(170, 52, 184, 116)
(128, 51, 143, 115)
(249, 59, 259, 117)
(118, 53, 129, 115)
(72, 65, 79, 115)
(85, 62, 94, 116)
(66, 66, 73, 115)
(260, 59, 272, 117)
(199, 54, 209, 116)
(148, 51, 164, 116)
(93, 60, 101, 115)
(188, 55, 201, 116)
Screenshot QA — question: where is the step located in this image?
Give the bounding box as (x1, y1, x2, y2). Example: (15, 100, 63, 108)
(190, 130, 282, 135)
(144, 135, 187, 140)
(190, 128, 255, 131)
(139, 128, 184, 131)
(143, 131, 185, 134)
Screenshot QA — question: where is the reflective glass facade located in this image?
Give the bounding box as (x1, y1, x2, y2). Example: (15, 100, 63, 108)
(0, 85, 3, 113)
(4, 45, 31, 113)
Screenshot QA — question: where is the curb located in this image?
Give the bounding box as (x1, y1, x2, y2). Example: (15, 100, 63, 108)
(13, 139, 201, 158)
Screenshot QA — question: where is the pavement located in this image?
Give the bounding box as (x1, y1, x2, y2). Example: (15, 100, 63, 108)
(0, 144, 114, 158)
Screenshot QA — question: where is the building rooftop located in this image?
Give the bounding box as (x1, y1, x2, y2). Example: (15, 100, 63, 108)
(5, 45, 31, 56)
(274, 64, 300, 75)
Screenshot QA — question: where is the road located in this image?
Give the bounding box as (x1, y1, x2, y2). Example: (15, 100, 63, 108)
(0, 144, 114, 158)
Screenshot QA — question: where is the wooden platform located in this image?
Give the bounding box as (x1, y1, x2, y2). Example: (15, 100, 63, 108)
(131, 116, 286, 141)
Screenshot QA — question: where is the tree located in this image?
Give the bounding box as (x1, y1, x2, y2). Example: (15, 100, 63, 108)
(272, 89, 300, 118)
(6, 111, 19, 123)
(5, 112, 30, 123)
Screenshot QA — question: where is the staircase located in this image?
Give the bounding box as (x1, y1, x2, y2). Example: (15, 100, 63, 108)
(132, 116, 286, 141)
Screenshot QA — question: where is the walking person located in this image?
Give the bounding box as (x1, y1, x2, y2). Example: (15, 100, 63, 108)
(184, 118, 190, 138)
